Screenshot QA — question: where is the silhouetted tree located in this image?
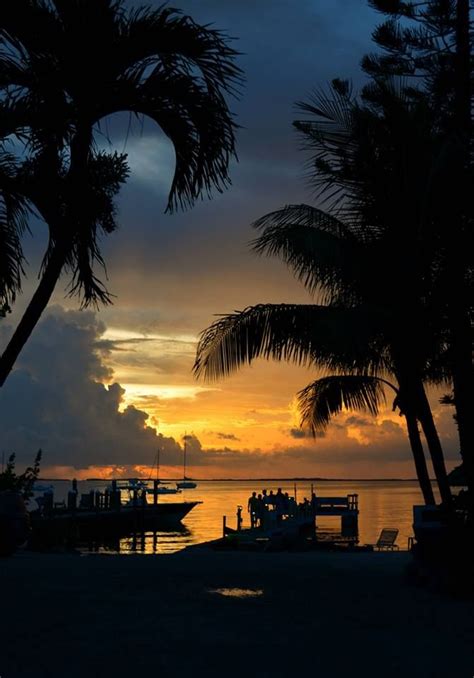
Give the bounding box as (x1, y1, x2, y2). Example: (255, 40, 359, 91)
(0, 449, 41, 499)
(195, 301, 437, 503)
(194, 80, 454, 505)
(298, 375, 436, 504)
(363, 0, 473, 504)
(0, 0, 241, 385)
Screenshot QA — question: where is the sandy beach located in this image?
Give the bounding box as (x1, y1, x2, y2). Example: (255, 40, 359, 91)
(2, 548, 474, 678)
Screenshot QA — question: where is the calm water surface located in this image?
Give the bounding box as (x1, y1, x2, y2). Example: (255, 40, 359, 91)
(40, 479, 432, 554)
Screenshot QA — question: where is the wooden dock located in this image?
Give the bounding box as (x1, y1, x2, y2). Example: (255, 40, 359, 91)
(222, 493, 359, 549)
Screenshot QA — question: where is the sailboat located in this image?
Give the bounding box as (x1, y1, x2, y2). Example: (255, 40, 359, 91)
(176, 435, 197, 489)
(146, 448, 181, 495)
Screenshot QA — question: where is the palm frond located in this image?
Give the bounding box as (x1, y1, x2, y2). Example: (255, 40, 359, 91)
(0, 148, 30, 305)
(293, 80, 358, 207)
(63, 151, 128, 307)
(298, 375, 388, 436)
(119, 4, 242, 211)
(252, 204, 360, 303)
(194, 303, 389, 381)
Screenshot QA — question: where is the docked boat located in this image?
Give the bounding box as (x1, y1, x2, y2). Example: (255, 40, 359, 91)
(28, 478, 201, 543)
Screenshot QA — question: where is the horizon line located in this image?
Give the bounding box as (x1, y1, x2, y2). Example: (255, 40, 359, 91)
(40, 476, 426, 483)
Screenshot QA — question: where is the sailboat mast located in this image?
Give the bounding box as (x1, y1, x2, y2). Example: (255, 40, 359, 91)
(183, 433, 187, 479)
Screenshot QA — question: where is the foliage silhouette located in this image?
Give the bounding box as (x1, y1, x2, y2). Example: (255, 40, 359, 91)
(195, 76, 456, 504)
(0, 449, 41, 499)
(0, 0, 242, 385)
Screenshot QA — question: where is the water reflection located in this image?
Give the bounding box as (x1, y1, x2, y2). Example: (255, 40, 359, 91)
(35, 479, 434, 553)
(80, 526, 192, 555)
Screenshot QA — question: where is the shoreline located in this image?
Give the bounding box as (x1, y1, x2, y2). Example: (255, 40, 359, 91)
(2, 548, 474, 677)
(38, 477, 425, 482)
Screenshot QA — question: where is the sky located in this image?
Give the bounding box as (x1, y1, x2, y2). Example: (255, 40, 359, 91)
(0, 0, 461, 479)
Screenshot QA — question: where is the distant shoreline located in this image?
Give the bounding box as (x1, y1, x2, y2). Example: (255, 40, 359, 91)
(39, 477, 423, 483)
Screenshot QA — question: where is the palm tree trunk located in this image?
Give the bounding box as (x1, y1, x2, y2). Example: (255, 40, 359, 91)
(395, 366, 451, 506)
(381, 377, 435, 504)
(0, 238, 70, 387)
(415, 384, 453, 506)
(450, 313, 474, 496)
(450, 0, 474, 502)
(0, 125, 92, 387)
(405, 411, 435, 505)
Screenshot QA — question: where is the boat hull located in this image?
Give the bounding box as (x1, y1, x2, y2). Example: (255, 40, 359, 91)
(30, 501, 201, 541)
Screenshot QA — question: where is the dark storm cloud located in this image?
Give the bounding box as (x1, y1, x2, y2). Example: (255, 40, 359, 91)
(0, 308, 181, 469)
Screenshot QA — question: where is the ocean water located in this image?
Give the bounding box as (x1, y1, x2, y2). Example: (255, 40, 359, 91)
(35, 479, 434, 554)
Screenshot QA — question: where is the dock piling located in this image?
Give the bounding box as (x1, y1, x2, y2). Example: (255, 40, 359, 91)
(236, 505, 243, 531)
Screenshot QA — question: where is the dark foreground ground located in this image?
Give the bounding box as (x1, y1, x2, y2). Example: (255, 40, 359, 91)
(1, 549, 474, 678)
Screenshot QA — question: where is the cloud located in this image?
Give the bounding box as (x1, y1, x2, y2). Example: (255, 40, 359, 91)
(0, 307, 182, 470)
(345, 416, 371, 427)
(216, 432, 241, 441)
(288, 427, 325, 439)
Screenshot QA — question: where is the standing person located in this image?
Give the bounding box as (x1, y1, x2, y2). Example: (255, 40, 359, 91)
(256, 493, 266, 528)
(247, 491, 258, 528)
(262, 489, 269, 504)
(311, 491, 318, 516)
(275, 488, 285, 524)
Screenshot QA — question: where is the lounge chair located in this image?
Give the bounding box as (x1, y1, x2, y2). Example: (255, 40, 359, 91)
(374, 528, 399, 550)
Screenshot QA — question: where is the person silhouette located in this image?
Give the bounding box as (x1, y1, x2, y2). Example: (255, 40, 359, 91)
(247, 491, 258, 527)
(256, 493, 266, 528)
(275, 488, 285, 524)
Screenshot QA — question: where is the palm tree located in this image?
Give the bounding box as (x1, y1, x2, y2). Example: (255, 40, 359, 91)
(194, 80, 453, 505)
(298, 375, 435, 505)
(194, 299, 438, 505)
(363, 0, 474, 511)
(0, 0, 241, 384)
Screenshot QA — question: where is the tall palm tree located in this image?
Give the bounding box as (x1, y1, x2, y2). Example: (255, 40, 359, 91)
(363, 0, 474, 510)
(0, 0, 241, 384)
(194, 80, 453, 505)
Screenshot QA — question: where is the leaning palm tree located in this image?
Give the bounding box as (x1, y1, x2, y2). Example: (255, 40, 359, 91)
(0, 0, 241, 384)
(194, 80, 453, 505)
(298, 374, 435, 505)
(194, 300, 438, 505)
